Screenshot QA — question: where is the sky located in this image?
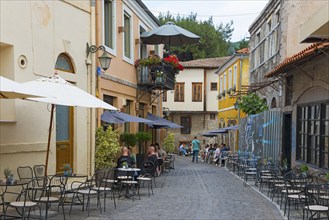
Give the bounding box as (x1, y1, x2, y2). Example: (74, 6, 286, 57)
(142, 0, 270, 42)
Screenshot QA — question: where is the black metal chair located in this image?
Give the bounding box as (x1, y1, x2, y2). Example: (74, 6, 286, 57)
(302, 184, 329, 220)
(17, 166, 34, 181)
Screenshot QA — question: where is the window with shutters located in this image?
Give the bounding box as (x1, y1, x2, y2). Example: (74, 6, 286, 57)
(192, 83, 202, 102)
(181, 116, 191, 134)
(174, 83, 184, 102)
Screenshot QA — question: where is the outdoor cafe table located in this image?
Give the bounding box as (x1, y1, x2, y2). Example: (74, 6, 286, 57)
(116, 168, 141, 199)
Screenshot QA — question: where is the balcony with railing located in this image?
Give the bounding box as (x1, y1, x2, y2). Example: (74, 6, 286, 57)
(136, 62, 176, 91)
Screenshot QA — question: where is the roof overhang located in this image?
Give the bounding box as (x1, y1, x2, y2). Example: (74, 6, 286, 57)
(300, 3, 329, 43)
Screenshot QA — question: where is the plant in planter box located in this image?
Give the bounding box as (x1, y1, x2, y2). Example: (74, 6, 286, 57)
(300, 164, 309, 176)
(325, 173, 329, 183)
(120, 132, 137, 147)
(134, 55, 161, 68)
(221, 90, 226, 97)
(136, 131, 152, 154)
(95, 126, 121, 170)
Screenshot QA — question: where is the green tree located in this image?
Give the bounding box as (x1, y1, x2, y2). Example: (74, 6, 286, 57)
(236, 93, 268, 115)
(163, 132, 175, 153)
(120, 132, 137, 147)
(234, 37, 249, 51)
(158, 12, 233, 61)
(95, 126, 121, 170)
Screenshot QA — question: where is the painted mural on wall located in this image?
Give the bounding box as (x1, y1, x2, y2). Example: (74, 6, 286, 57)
(238, 110, 282, 161)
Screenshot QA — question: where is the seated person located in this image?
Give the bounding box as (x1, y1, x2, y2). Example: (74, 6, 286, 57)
(179, 143, 187, 155)
(145, 145, 160, 176)
(117, 146, 135, 168)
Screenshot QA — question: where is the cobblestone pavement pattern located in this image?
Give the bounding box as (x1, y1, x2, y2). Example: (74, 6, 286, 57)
(56, 156, 283, 220)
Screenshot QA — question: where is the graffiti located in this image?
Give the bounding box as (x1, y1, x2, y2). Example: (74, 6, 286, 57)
(239, 111, 282, 160)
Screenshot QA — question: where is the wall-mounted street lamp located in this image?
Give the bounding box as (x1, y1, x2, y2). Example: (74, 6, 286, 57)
(86, 43, 112, 71)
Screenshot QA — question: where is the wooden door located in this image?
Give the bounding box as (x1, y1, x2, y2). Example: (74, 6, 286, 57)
(56, 105, 73, 173)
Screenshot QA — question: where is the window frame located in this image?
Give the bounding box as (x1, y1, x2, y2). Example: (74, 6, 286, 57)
(174, 83, 185, 102)
(233, 64, 237, 88)
(181, 116, 191, 134)
(122, 6, 134, 64)
(192, 82, 202, 102)
(210, 82, 217, 91)
(228, 69, 232, 89)
(102, 0, 116, 56)
(296, 102, 329, 170)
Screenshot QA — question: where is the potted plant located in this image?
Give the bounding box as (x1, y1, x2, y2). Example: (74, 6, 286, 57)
(135, 131, 152, 168)
(232, 85, 236, 93)
(163, 132, 175, 154)
(217, 94, 222, 100)
(63, 164, 72, 176)
(325, 173, 329, 184)
(95, 126, 121, 170)
(163, 55, 184, 73)
(4, 168, 13, 183)
(120, 132, 137, 147)
(282, 158, 288, 170)
(300, 164, 309, 176)
(221, 90, 226, 97)
(155, 71, 164, 83)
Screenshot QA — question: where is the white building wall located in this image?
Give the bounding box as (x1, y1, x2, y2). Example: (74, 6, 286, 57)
(206, 69, 219, 111)
(164, 68, 204, 111)
(0, 0, 91, 175)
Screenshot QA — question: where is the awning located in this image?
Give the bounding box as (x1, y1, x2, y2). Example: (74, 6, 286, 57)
(146, 112, 183, 129)
(101, 111, 125, 124)
(101, 111, 153, 123)
(208, 128, 228, 134)
(201, 132, 218, 137)
(223, 125, 239, 131)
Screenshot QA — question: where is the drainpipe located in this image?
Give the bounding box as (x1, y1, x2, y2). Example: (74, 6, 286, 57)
(87, 0, 96, 176)
(203, 69, 207, 128)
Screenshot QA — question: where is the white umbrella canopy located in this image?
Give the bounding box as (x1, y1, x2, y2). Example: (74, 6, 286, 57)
(23, 75, 117, 110)
(22, 74, 117, 174)
(0, 76, 49, 99)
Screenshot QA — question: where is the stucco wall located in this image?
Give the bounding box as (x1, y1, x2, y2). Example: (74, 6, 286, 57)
(0, 0, 91, 175)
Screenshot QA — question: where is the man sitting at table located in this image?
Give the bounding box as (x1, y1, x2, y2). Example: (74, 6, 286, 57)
(117, 146, 135, 168)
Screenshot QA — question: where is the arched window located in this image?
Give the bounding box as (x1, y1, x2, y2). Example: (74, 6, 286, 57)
(271, 97, 277, 109)
(55, 53, 74, 73)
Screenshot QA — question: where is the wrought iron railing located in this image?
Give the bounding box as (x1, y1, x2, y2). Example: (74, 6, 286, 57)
(137, 63, 176, 90)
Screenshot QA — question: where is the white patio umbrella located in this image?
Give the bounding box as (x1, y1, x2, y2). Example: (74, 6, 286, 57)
(0, 76, 48, 99)
(22, 74, 117, 174)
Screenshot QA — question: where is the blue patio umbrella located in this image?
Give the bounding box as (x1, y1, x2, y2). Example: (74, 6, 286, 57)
(101, 111, 125, 124)
(146, 112, 183, 129)
(101, 111, 153, 123)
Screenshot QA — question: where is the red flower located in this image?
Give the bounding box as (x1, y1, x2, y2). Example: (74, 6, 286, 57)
(163, 55, 183, 72)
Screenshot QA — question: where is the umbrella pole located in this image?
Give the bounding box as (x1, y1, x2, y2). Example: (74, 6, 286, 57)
(45, 104, 55, 176)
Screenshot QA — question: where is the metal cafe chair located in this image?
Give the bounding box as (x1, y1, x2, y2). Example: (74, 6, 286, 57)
(17, 166, 34, 181)
(3, 179, 42, 220)
(302, 184, 329, 220)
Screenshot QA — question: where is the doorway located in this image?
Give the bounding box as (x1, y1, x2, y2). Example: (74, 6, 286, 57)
(56, 105, 74, 173)
(282, 112, 292, 170)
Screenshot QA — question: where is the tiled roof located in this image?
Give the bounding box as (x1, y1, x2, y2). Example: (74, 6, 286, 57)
(181, 57, 230, 69)
(265, 41, 329, 77)
(236, 48, 249, 54)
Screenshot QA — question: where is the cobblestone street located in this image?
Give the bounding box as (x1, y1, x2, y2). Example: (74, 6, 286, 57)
(61, 156, 283, 220)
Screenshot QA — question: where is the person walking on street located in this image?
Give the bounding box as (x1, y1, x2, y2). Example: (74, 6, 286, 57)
(191, 136, 200, 163)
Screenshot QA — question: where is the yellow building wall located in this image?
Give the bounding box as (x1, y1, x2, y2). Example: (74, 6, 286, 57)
(218, 56, 249, 127)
